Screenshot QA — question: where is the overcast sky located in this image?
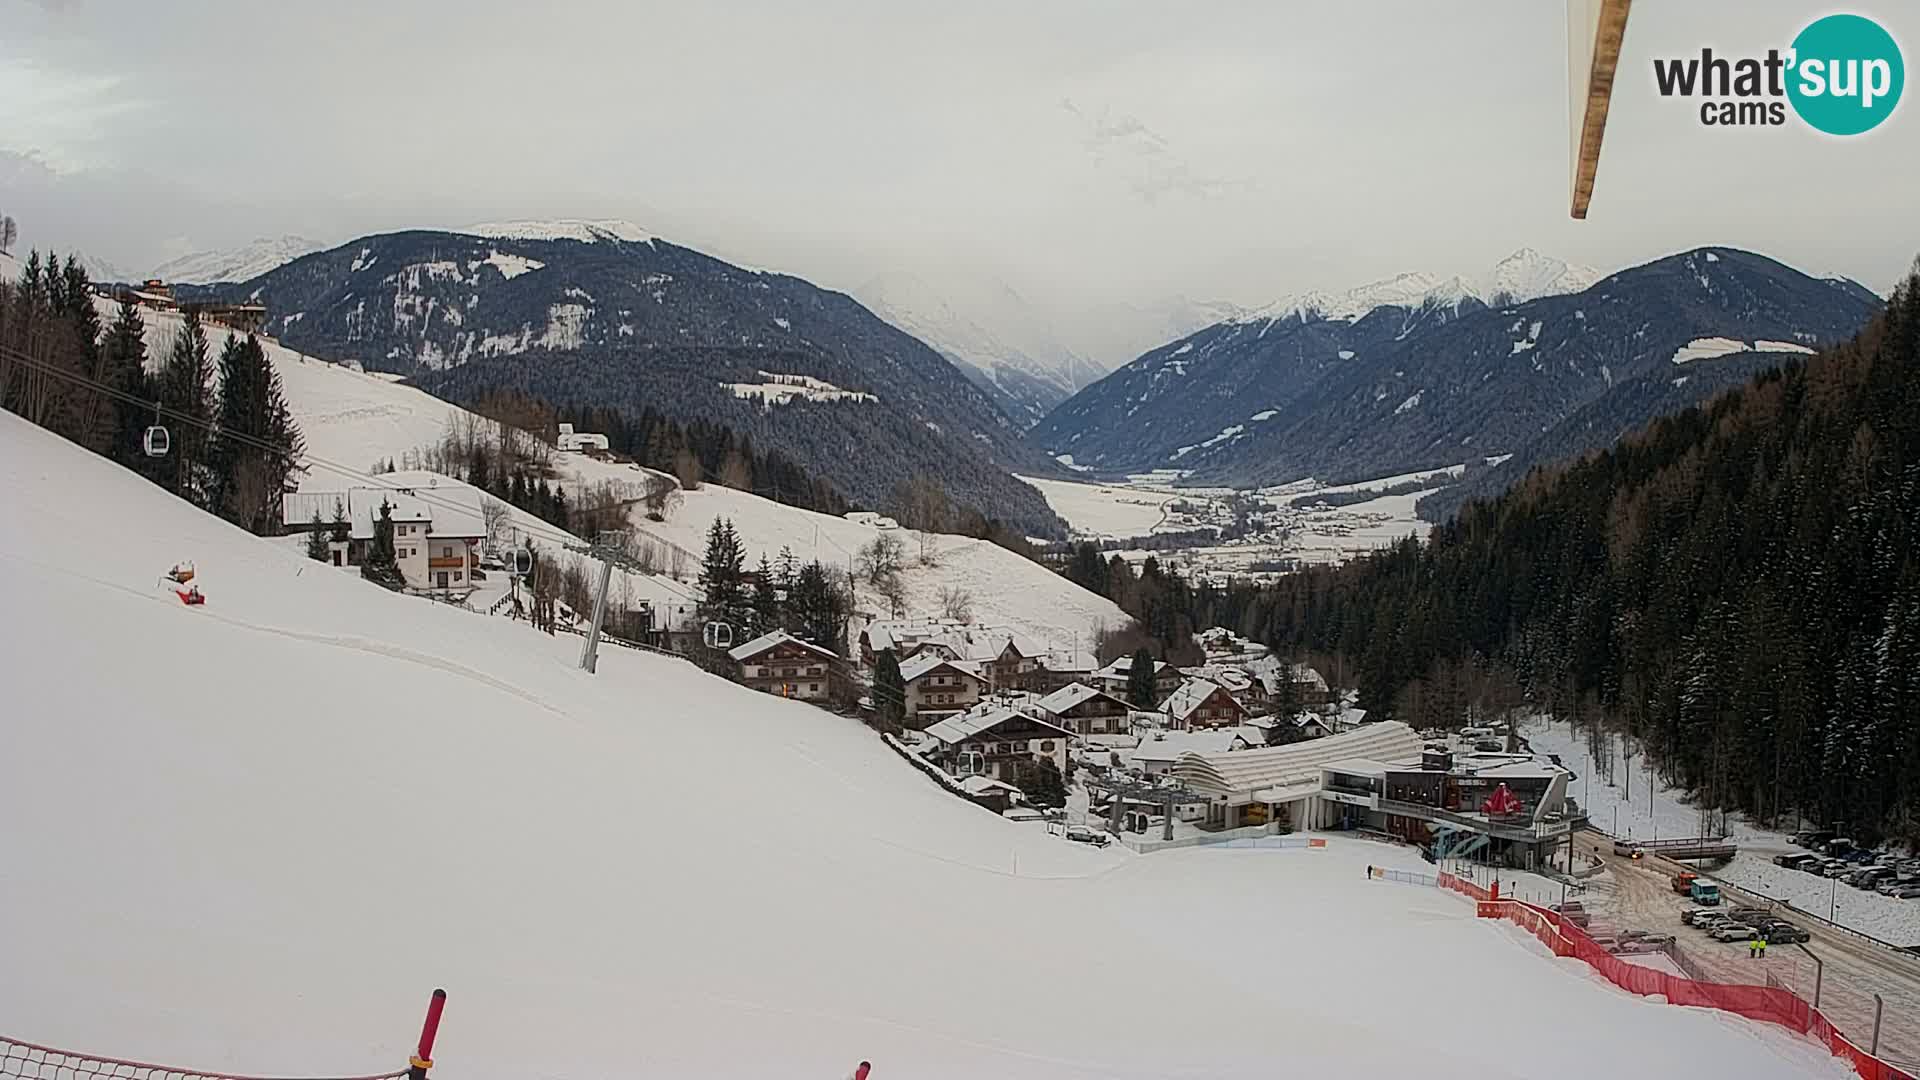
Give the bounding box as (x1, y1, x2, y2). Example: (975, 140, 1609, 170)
(5, 0, 1916, 358)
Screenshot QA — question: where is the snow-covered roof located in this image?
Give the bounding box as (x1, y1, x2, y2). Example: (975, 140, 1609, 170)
(1469, 760, 1568, 782)
(1159, 679, 1244, 723)
(1171, 721, 1423, 798)
(1231, 725, 1272, 749)
(1095, 656, 1171, 680)
(958, 775, 1023, 799)
(1322, 757, 1395, 778)
(899, 653, 985, 685)
(1131, 730, 1241, 764)
(284, 477, 489, 540)
(1035, 682, 1124, 715)
(1179, 664, 1254, 694)
(923, 706, 1071, 746)
(728, 629, 837, 663)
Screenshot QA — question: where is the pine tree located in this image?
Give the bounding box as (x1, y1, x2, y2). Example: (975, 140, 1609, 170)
(101, 298, 151, 470)
(329, 497, 350, 543)
(157, 310, 214, 506)
(209, 334, 304, 534)
(1127, 647, 1158, 708)
(698, 516, 750, 634)
(360, 499, 407, 590)
(789, 560, 844, 649)
(1019, 757, 1068, 809)
(751, 554, 778, 633)
(873, 649, 906, 731)
(305, 512, 330, 562)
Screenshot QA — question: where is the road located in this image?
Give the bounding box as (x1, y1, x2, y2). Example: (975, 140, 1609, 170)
(1572, 830, 1920, 1067)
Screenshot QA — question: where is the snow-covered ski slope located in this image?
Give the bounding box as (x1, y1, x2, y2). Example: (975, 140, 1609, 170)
(121, 304, 1125, 648)
(0, 411, 1854, 1079)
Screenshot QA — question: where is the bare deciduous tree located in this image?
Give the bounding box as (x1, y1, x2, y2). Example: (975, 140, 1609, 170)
(481, 497, 512, 545)
(938, 585, 973, 623)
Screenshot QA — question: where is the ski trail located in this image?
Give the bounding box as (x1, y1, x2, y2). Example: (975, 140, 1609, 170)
(0, 551, 570, 720)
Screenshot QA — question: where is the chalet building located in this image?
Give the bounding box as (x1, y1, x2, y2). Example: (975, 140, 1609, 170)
(556, 422, 610, 454)
(923, 705, 1073, 785)
(1090, 656, 1183, 701)
(282, 481, 485, 592)
(1160, 678, 1250, 730)
(977, 635, 1046, 691)
(728, 631, 837, 702)
(1035, 682, 1131, 737)
(900, 654, 988, 725)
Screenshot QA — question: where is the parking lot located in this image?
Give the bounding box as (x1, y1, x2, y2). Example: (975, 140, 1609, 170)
(1572, 831, 1920, 1069)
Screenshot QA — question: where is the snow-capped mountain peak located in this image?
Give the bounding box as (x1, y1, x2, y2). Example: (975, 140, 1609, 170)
(151, 236, 323, 284)
(1240, 249, 1601, 327)
(460, 219, 658, 245)
(1481, 247, 1601, 304)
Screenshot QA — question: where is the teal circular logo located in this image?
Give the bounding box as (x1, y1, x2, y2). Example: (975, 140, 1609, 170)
(1787, 14, 1904, 135)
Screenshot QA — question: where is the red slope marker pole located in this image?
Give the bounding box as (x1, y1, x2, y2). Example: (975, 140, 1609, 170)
(409, 989, 447, 1080)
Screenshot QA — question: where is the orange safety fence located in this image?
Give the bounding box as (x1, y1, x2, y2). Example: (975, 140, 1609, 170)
(1476, 899, 1915, 1080)
(1437, 870, 1491, 902)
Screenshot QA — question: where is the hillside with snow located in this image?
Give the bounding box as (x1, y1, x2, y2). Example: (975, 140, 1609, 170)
(0, 406, 1856, 1079)
(110, 302, 1121, 650)
(1035, 247, 1880, 497)
(151, 236, 324, 284)
(192, 226, 1066, 536)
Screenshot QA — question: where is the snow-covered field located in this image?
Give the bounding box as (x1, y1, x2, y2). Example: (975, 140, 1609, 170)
(1526, 718, 1920, 945)
(1017, 475, 1173, 539)
(0, 410, 1864, 1079)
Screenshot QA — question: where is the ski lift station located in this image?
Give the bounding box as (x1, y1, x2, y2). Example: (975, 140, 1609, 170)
(1166, 721, 1579, 868)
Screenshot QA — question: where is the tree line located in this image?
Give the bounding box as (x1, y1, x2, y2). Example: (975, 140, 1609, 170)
(697, 516, 851, 655)
(1, 252, 303, 535)
(1180, 264, 1920, 844)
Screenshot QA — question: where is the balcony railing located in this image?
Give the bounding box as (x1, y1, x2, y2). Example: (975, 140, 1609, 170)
(1378, 798, 1572, 842)
(428, 556, 468, 569)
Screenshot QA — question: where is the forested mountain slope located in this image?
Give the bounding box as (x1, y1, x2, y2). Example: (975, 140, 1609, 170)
(195, 225, 1064, 536)
(1198, 263, 1920, 842)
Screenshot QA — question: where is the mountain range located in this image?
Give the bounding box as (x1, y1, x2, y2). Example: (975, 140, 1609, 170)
(192, 221, 1067, 536)
(856, 270, 1106, 427)
(1031, 248, 1881, 505)
(152, 236, 324, 284)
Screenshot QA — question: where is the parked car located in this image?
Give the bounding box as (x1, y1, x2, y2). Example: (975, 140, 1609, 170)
(1775, 853, 1820, 870)
(1711, 924, 1759, 942)
(1681, 908, 1719, 926)
(1693, 915, 1739, 932)
(1892, 886, 1920, 900)
(1636, 933, 1677, 947)
(1760, 924, 1810, 944)
(1821, 860, 1853, 877)
(1063, 826, 1112, 848)
(1728, 906, 1771, 923)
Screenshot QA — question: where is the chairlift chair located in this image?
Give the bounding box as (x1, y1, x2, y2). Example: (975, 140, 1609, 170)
(143, 424, 171, 457)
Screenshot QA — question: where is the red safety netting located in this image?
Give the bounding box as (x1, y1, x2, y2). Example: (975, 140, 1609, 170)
(0, 1036, 408, 1080)
(1437, 870, 1492, 901)
(1475, 899, 1917, 1080)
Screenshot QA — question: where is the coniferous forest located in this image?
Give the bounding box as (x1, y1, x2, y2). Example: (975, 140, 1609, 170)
(1, 252, 303, 535)
(1186, 265, 1920, 843)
